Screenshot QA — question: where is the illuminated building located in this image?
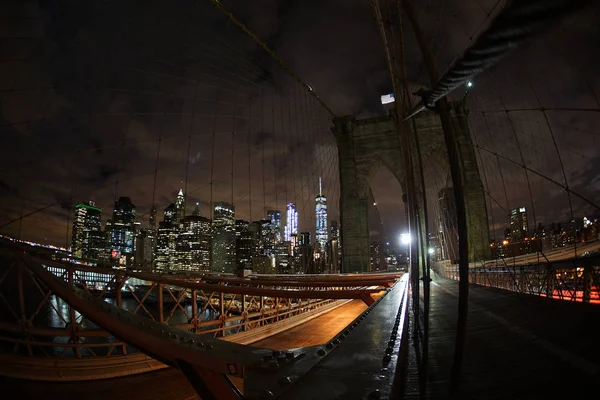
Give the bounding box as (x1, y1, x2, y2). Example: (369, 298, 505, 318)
(315, 177, 328, 251)
(175, 215, 211, 272)
(175, 189, 185, 221)
(212, 201, 236, 273)
(267, 210, 282, 244)
(275, 242, 292, 274)
(257, 219, 273, 256)
(284, 203, 298, 242)
(106, 197, 136, 265)
(71, 201, 103, 259)
(155, 203, 178, 271)
(510, 207, 528, 242)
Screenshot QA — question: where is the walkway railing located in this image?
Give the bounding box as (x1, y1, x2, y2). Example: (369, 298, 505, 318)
(0, 244, 397, 381)
(433, 256, 600, 303)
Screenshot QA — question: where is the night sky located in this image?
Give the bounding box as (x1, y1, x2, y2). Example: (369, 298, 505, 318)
(1, 0, 599, 251)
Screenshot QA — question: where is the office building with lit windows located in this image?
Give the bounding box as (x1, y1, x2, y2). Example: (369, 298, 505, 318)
(106, 197, 136, 265)
(510, 207, 528, 242)
(315, 177, 328, 251)
(284, 202, 298, 242)
(175, 215, 211, 272)
(212, 202, 236, 273)
(71, 201, 103, 259)
(267, 210, 282, 244)
(155, 203, 178, 271)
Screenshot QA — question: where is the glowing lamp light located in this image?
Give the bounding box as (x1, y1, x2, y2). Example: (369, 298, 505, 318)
(466, 81, 473, 88)
(428, 248, 435, 255)
(381, 93, 395, 105)
(400, 233, 411, 245)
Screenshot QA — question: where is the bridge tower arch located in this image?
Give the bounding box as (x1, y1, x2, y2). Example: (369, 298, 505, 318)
(333, 104, 490, 273)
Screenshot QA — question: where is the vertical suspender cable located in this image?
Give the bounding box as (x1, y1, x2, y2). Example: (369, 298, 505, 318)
(402, 0, 470, 396)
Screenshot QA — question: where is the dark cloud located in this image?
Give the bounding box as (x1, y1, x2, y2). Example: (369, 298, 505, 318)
(1, 0, 599, 250)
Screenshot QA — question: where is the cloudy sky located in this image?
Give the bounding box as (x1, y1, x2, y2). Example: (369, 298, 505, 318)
(1, 0, 599, 251)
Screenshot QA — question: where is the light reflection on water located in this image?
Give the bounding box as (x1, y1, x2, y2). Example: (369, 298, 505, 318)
(41, 294, 217, 357)
(47, 295, 215, 329)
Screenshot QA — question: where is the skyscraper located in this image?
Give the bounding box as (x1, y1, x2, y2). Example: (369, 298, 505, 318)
(510, 207, 528, 242)
(267, 210, 282, 244)
(212, 201, 236, 274)
(175, 215, 211, 272)
(258, 219, 274, 256)
(155, 203, 178, 271)
(284, 202, 298, 242)
(71, 201, 103, 259)
(235, 219, 253, 272)
(175, 189, 185, 221)
(315, 177, 328, 251)
(106, 197, 136, 264)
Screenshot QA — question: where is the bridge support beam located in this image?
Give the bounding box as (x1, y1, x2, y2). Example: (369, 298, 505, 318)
(333, 106, 490, 273)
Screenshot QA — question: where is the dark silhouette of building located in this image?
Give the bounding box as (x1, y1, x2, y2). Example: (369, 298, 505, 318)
(212, 202, 236, 273)
(106, 197, 136, 265)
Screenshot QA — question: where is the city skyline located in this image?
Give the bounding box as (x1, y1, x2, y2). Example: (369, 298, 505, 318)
(1, 0, 598, 260)
(60, 185, 348, 274)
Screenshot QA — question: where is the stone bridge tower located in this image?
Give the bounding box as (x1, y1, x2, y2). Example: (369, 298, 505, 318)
(332, 103, 490, 273)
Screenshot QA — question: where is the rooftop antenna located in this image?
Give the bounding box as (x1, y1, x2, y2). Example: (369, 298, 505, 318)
(319, 177, 322, 196)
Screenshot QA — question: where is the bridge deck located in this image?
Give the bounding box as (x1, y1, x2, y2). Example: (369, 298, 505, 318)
(0, 299, 367, 399)
(406, 274, 600, 399)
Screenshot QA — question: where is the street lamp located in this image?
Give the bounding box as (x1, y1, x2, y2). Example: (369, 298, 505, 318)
(462, 80, 474, 104)
(400, 233, 411, 245)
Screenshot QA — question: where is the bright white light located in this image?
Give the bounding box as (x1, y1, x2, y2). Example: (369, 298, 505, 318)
(381, 93, 395, 105)
(466, 81, 473, 88)
(400, 233, 411, 245)
(428, 248, 435, 255)
(373, 202, 377, 206)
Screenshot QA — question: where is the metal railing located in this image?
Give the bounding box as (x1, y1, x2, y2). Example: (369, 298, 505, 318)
(433, 257, 600, 303)
(0, 244, 398, 382)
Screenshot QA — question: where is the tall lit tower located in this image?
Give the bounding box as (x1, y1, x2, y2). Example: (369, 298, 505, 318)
(267, 210, 282, 244)
(284, 202, 298, 242)
(315, 177, 328, 250)
(175, 189, 185, 221)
